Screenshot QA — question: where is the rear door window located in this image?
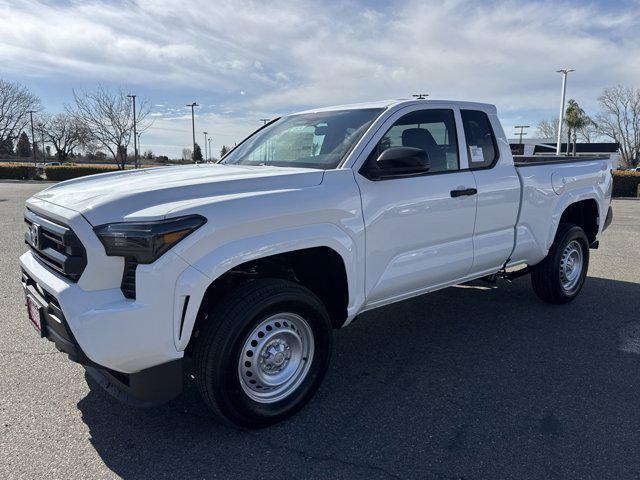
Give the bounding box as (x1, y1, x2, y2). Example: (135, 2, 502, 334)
(461, 110, 499, 169)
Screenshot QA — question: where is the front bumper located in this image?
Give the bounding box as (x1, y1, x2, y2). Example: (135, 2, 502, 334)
(19, 197, 212, 405)
(20, 248, 188, 373)
(22, 270, 89, 364)
(21, 269, 183, 405)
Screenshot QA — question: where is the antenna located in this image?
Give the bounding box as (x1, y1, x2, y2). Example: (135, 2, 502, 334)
(412, 93, 429, 100)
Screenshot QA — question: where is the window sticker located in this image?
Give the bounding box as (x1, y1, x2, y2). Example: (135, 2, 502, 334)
(469, 145, 484, 163)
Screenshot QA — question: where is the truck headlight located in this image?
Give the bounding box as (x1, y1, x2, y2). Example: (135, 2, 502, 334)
(94, 215, 206, 264)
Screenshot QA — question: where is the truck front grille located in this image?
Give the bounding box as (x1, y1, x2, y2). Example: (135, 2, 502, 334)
(24, 209, 87, 282)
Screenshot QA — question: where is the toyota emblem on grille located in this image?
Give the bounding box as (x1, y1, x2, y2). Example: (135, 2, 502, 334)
(30, 223, 40, 249)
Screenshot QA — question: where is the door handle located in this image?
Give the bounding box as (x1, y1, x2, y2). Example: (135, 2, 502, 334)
(450, 188, 477, 198)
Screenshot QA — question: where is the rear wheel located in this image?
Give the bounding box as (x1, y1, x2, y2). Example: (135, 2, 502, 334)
(193, 278, 332, 428)
(531, 223, 589, 304)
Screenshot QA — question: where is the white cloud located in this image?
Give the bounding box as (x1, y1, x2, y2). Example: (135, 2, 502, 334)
(0, 0, 638, 156)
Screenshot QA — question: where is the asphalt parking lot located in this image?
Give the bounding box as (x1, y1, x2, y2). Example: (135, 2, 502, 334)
(1, 181, 639, 480)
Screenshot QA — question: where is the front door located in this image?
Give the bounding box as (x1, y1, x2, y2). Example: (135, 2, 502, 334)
(355, 107, 477, 306)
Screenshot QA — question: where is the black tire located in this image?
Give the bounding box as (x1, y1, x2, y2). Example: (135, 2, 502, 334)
(530, 223, 590, 304)
(193, 278, 332, 428)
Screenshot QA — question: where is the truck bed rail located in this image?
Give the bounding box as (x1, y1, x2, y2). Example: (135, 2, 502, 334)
(514, 155, 609, 167)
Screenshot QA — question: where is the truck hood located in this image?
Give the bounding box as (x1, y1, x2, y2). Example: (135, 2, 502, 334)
(32, 163, 325, 225)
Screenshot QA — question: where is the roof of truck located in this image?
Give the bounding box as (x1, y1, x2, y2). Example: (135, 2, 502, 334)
(294, 99, 497, 115)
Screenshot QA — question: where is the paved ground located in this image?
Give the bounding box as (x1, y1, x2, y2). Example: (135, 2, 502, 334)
(1, 181, 639, 480)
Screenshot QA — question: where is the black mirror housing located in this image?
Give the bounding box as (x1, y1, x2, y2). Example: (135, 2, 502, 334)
(366, 146, 430, 180)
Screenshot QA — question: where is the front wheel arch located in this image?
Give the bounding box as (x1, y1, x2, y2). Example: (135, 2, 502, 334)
(184, 246, 349, 358)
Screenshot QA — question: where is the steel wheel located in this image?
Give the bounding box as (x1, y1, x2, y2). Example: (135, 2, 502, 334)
(559, 240, 584, 293)
(238, 312, 315, 404)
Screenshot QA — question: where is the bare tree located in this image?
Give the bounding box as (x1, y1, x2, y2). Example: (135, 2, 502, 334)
(68, 87, 150, 169)
(537, 114, 598, 146)
(535, 118, 564, 140)
(0, 79, 41, 148)
(577, 121, 599, 143)
(596, 85, 640, 168)
(41, 113, 89, 163)
(182, 148, 192, 161)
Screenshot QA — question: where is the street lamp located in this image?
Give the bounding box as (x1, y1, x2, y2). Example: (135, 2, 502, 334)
(39, 123, 46, 163)
(127, 94, 138, 168)
(203, 131, 208, 162)
(186, 102, 198, 161)
(555, 69, 575, 155)
(27, 110, 37, 167)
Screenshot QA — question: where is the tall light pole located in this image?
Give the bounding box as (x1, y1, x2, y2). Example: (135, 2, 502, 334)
(208, 137, 213, 161)
(555, 68, 574, 155)
(39, 123, 46, 162)
(127, 94, 138, 168)
(186, 102, 198, 161)
(27, 110, 37, 167)
(203, 131, 208, 162)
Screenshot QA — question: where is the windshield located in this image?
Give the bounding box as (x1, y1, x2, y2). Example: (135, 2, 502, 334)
(222, 108, 383, 169)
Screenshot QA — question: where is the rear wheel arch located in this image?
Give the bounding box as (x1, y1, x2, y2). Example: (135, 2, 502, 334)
(556, 198, 600, 245)
(531, 223, 590, 304)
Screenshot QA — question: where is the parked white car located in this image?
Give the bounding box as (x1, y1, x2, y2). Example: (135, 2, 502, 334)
(20, 99, 613, 427)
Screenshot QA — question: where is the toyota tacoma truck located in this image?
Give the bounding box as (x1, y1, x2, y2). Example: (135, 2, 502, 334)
(20, 99, 614, 428)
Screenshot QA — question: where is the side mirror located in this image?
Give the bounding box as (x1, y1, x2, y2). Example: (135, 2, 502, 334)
(367, 146, 430, 180)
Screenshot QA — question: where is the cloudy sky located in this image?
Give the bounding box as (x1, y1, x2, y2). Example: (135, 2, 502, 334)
(1, 0, 638, 158)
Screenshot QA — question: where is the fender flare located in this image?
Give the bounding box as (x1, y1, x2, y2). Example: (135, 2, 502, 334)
(173, 223, 364, 351)
(546, 188, 602, 251)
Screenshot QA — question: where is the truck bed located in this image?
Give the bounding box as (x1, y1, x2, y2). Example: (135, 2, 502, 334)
(508, 154, 613, 269)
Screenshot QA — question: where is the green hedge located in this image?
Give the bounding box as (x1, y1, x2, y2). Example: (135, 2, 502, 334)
(613, 170, 640, 197)
(0, 163, 38, 180)
(45, 165, 118, 181)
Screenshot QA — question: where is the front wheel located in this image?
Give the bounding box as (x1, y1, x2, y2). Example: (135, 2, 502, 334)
(530, 223, 590, 304)
(193, 278, 332, 428)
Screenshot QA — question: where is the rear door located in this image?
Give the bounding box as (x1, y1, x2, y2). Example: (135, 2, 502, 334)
(460, 109, 521, 275)
(355, 105, 478, 306)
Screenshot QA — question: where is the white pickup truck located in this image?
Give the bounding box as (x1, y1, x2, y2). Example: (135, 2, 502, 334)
(20, 99, 614, 428)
